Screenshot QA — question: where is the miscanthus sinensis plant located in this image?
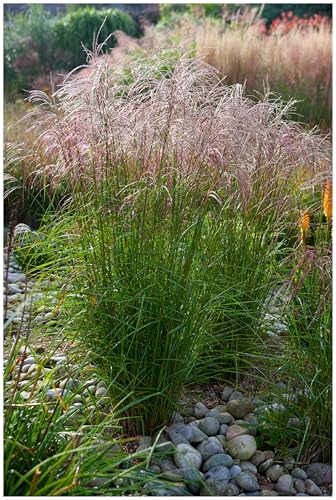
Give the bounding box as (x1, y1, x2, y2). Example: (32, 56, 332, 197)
(20, 51, 331, 433)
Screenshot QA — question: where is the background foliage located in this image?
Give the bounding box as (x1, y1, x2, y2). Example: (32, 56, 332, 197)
(4, 5, 140, 96)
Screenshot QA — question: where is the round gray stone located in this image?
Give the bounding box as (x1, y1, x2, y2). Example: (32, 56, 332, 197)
(19, 390, 31, 399)
(87, 384, 96, 394)
(95, 387, 107, 398)
(194, 402, 208, 418)
(96, 380, 107, 389)
(226, 398, 256, 419)
(198, 417, 220, 436)
(7, 283, 22, 295)
(227, 435, 257, 460)
(46, 388, 67, 398)
(17, 380, 30, 388)
(228, 390, 244, 401)
(197, 436, 224, 460)
(189, 419, 200, 428)
(148, 465, 160, 474)
(7, 272, 26, 283)
(155, 485, 188, 496)
(266, 464, 286, 482)
(83, 378, 97, 388)
(306, 463, 332, 485)
(49, 356, 67, 366)
(227, 424, 249, 441)
(230, 465, 242, 478)
(294, 478, 306, 493)
(72, 402, 84, 408)
(206, 405, 227, 417)
(221, 386, 234, 401)
(203, 453, 234, 472)
(205, 465, 231, 482)
(241, 461, 258, 475)
(275, 474, 295, 495)
(174, 443, 202, 470)
(189, 426, 208, 443)
(292, 468, 308, 480)
(304, 479, 322, 495)
(219, 423, 229, 434)
(21, 363, 34, 373)
(73, 394, 83, 403)
(215, 412, 234, 424)
(7, 293, 22, 304)
(23, 356, 36, 365)
(236, 472, 259, 492)
(170, 424, 207, 444)
(251, 450, 266, 466)
(287, 417, 301, 428)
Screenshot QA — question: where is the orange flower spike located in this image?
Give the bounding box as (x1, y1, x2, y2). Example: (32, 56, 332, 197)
(323, 180, 332, 225)
(300, 209, 310, 244)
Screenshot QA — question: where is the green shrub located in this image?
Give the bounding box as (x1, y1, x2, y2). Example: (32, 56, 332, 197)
(4, 5, 140, 96)
(160, 3, 225, 21)
(53, 7, 140, 70)
(4, 5, 57, 96)
(159, 4, 189, 21)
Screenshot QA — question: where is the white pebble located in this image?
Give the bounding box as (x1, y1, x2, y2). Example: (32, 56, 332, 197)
(23, 356, 36, 365)
(84, 378, 97, 388)
(46, 388, 67, 398)
(95, 387, 107, 398)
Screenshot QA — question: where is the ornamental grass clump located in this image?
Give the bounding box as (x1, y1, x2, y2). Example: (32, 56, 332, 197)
(21, 50, 331, 433)
(66, 177, 210, 435)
